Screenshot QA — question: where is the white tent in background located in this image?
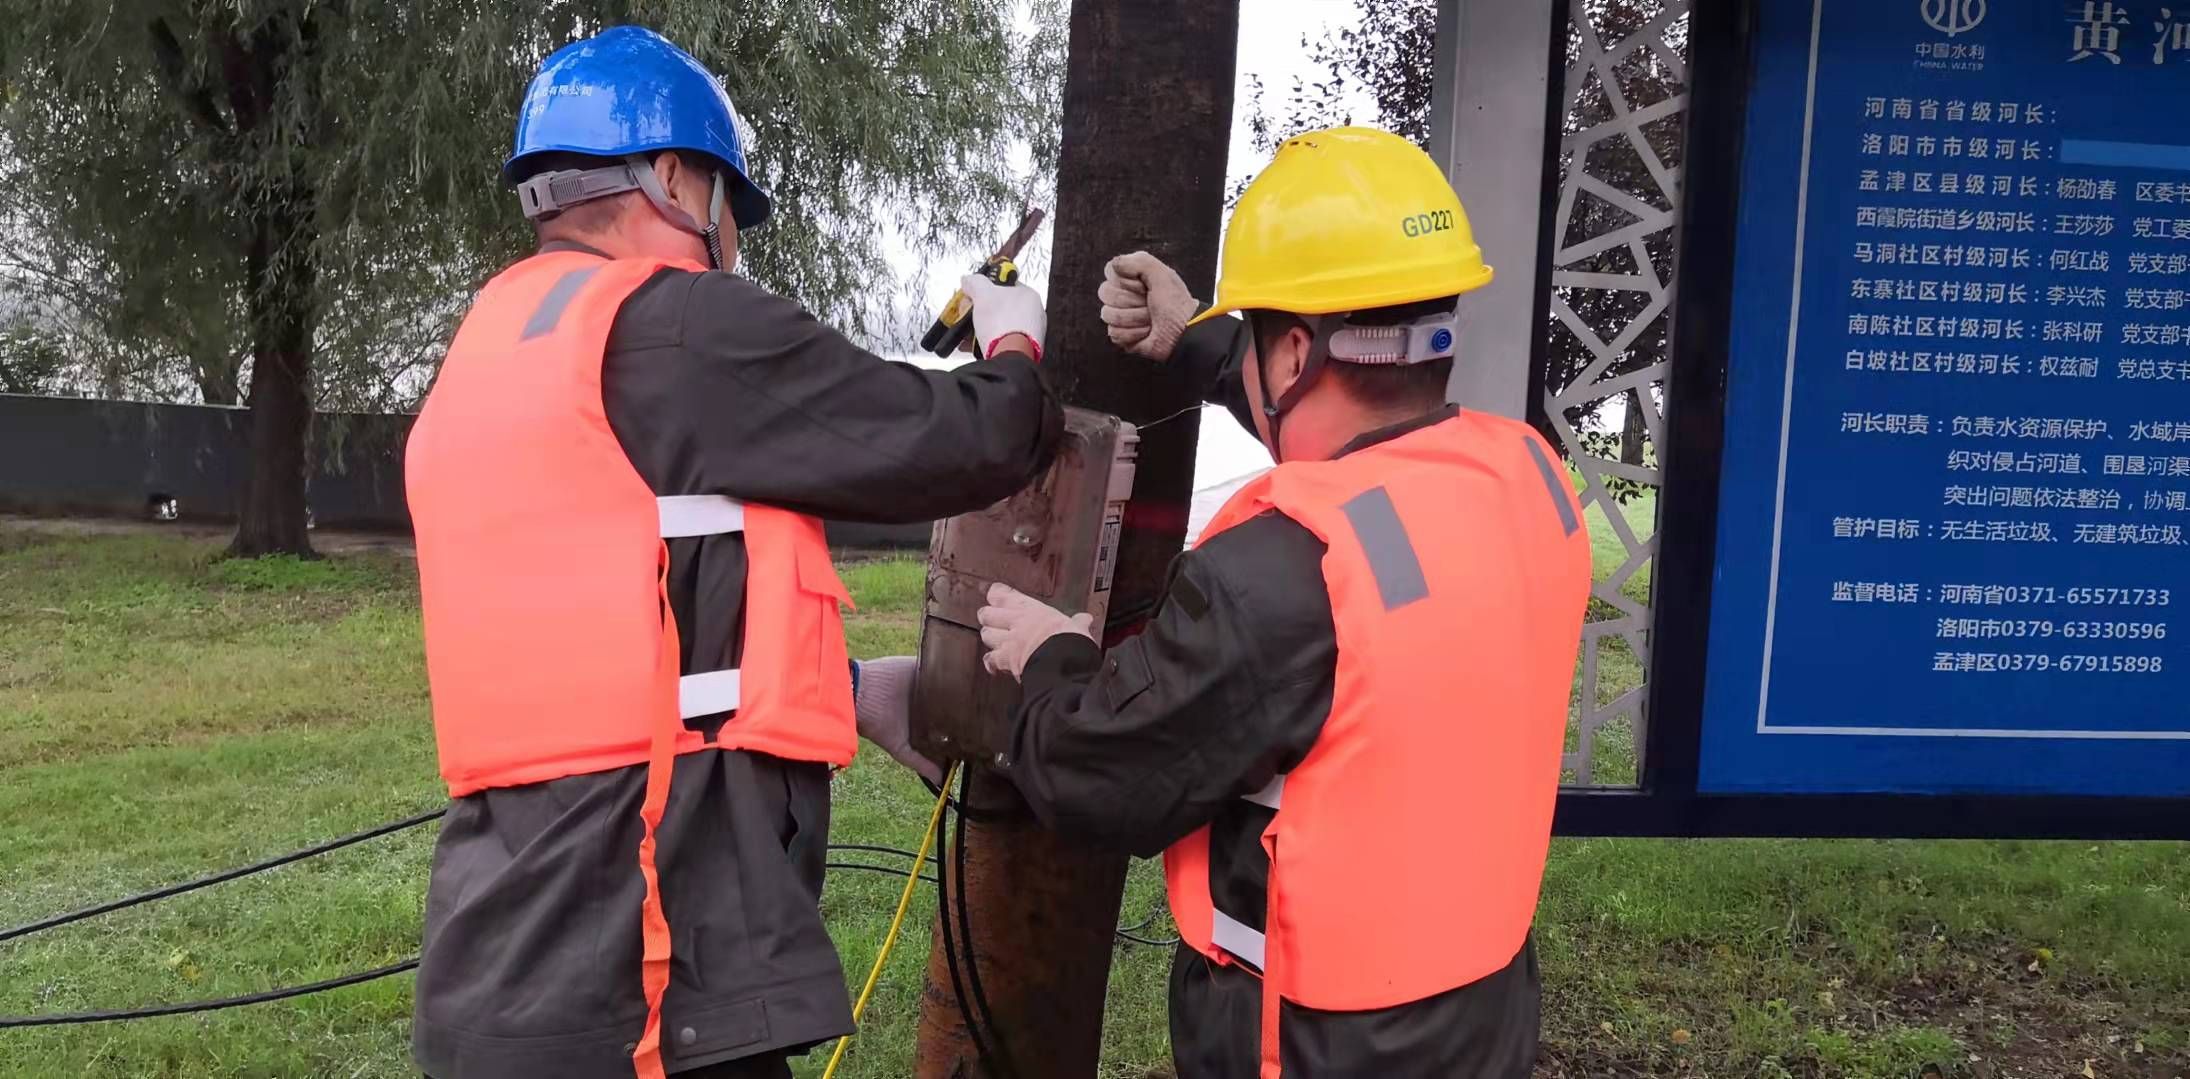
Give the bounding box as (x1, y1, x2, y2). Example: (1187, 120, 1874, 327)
(1186, 468, 1269, 547)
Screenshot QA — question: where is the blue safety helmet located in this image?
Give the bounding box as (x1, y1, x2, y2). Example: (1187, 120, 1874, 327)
(505, 25, 772, 238)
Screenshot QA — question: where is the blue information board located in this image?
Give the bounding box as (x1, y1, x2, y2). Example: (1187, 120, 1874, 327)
(1701, 0, 2190, 795)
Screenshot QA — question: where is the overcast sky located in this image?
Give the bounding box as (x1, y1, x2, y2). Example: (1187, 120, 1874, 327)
(894, 2, 1377, 494)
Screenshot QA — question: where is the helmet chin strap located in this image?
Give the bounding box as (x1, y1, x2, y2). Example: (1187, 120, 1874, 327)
(626, 154, 728, 270)
(703, 170, 727, 269)
(1250, 313, 1339, 465)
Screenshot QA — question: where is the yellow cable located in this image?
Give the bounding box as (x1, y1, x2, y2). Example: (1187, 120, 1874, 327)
(820, 763, 958, 1079)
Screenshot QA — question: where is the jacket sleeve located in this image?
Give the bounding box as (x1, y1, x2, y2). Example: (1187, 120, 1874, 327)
(601, 269, 1065, 524)
(1172, 312, 1255, 437)
(1001, 512, 1335, 856)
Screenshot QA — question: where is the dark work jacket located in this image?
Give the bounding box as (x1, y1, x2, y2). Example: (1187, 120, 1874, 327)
(411, 243, 1063, 1079)
(1002, 316, 1540, 1078)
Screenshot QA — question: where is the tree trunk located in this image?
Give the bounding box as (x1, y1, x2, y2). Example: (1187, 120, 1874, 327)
(228, 186, 319, 559)
(196, 354, 243, 406)
(1620, 386, 1648, 466)
(912, 2, 1241, 1077)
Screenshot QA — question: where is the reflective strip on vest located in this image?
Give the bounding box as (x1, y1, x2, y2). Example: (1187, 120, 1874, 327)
(656, 496, 747, 717)
(1242, 774, 1285, 810)
(1211, 907, 1267, 971)
(1523, 435, 1582, 537)
(657, 495, 747, 539)
(520, 265, 603, 340)
(677, 668, 742, 719)
(1338, 485, 1429, 611)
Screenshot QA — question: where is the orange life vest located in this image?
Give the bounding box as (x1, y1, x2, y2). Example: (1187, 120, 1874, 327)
(405, 250, 858, 1079)
(1164, 412, 1591, 1078)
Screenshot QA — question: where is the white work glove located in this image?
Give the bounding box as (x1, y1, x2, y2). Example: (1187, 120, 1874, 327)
(961, 273, 1047, 361)
(977, 583, 1096, 682)
(853, 656, 943, 785)
(1098, 251, 1198, 362)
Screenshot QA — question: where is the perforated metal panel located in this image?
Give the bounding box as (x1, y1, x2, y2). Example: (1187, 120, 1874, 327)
(1548, 0, 1690, 787)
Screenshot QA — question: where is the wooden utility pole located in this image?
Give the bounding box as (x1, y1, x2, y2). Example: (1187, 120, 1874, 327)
(911, 1, 1241, 1077)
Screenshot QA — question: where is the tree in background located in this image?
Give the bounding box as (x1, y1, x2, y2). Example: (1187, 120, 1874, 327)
(0, 319, 68, 396)
(1235, 0, 1685, 502)
(0, 162, 246, 403)
(0, 1, 1062, 556)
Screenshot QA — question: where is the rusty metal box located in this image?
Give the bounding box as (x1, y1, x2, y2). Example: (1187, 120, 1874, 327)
(910, 407, 1140, 766)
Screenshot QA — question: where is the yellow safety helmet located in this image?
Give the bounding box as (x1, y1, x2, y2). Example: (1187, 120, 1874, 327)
(1190, 126, 1493, 326)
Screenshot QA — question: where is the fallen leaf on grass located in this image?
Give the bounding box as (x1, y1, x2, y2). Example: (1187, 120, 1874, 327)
(1669, 1029, 1692, 1046)
(2081, 1060, 2097, 1078)
(162, 948, 202, 984)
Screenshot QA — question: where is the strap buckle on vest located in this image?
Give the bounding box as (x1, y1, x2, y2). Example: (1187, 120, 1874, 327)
(1242, 773, 1285, 810)
(658, 495, 747, 539)
(678, 668, 742, 719)
(1210, 907, 1267, 972)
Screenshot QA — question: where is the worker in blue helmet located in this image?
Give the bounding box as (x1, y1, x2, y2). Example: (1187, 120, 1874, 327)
(502, 24, 773, 269)
(408, 25, 1064, 1079)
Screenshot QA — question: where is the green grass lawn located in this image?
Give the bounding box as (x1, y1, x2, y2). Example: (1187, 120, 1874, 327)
(2, 525, 2186, 1078)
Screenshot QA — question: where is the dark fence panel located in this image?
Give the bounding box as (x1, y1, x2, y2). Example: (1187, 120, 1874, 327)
(0, 394, 929, 549)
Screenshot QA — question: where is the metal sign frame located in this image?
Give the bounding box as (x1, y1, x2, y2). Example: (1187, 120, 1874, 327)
(1547, 0, 2190, 840)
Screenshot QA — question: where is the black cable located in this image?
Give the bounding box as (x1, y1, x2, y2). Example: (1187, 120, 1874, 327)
(0, 792, 1159, 1033)
(951, 770, 1022, 1079)
(828, 843, 937, 864)
(0, 959, 419, 1029)
(919, 773, 1026, 826)
(1114, 899, 1178, 947)
(932, 799, 1007, 1077)
(826, 861, 938, 886)
(0, 809, 447, 947)
(1, 827, 933, 951)
(1115, 931, 1182, 948)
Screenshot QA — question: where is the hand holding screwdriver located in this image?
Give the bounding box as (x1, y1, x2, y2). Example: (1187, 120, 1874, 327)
(958, 262, 1047, 362)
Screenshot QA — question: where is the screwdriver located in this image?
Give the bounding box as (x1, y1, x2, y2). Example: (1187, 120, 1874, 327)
(922, 206, 1046, 358)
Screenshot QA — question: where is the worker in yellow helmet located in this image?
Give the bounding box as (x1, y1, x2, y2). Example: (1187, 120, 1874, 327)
(978, 126, 1592, 1076)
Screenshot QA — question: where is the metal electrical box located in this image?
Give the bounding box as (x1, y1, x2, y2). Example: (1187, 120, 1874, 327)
(911, 407, 1139, 766)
